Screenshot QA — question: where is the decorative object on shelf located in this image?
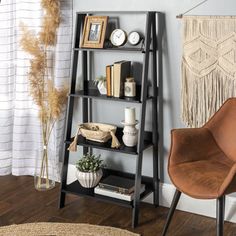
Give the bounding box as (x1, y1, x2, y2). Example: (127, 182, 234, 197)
(94, 76, 107, 95)
(110, 29, 127, 47)
(68, 123, 121, 152)
(20, 0, 68, 191)
(124, 77, 136, 97)
(76, 153, 104, 188)
(124, 107, 136, 124)
(122, 107, 138, 147)
(128, 31, 142, 46)
(99, 175, 136, 194)
(80, 16, 108, 48)
(106, 65, 113, 97)
(113, 60, 131, 97)
(95, 184, 145, 202)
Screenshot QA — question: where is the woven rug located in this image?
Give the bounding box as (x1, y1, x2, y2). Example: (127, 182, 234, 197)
(0, 222, 140, 236)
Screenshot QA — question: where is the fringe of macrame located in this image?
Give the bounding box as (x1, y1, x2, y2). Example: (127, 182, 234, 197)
(181, 65, 236, 128)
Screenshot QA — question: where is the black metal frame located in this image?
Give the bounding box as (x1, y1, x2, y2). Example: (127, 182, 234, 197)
(162, 189, 226, 236)
(59, 11, 164, 228)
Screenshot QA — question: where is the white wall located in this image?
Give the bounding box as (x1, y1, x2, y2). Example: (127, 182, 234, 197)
(71, 0, 236, 185)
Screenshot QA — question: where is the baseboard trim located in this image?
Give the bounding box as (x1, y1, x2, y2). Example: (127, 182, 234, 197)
(67, 164, 236, 223)
(159, 183, 236, 223)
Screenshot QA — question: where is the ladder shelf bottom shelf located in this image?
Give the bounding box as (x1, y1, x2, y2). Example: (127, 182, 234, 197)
(61, 169, 154, 208)
(65, 128, 153, 155)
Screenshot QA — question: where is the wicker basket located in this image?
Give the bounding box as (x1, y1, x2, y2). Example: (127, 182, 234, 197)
(79, 123, 117, 143)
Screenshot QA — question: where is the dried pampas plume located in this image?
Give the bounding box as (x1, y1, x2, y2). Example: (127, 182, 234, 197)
(20, 0, 68, 189)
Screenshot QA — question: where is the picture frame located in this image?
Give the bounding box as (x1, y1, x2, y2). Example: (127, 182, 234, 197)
(80, 16, 108, 48)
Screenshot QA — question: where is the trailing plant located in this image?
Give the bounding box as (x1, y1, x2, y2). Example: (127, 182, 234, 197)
(76, 153, 104, 173)
(20, 0, 68, 189)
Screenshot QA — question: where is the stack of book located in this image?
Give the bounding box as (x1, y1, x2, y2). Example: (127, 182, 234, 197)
(106, 60, 131, 98)
(94, 175, 145, 201)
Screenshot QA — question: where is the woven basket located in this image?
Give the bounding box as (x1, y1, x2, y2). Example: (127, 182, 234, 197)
(79, 123, 117, 143)
(68, 123, 120, 152)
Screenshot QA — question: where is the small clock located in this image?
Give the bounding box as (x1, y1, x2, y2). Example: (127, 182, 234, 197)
(128, 31, 142, 46)
(110, 29, 127, 47)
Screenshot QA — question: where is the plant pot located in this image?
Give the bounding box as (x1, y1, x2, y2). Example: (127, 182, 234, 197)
(76, 168, 103, 188)
(97, 81, 107, 95)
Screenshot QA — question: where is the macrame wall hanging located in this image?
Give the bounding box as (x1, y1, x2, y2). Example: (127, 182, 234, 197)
(181, 16, 236, 127)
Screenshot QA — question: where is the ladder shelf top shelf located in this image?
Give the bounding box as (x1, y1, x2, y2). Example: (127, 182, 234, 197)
(74, 47, 154, 53)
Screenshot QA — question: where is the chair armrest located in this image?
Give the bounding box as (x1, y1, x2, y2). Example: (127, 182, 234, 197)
(169, 127, 218, 166)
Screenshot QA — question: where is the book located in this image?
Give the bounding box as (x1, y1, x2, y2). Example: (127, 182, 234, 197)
(99, 175, 135, 194)
(111, 65, 114, 96)
(113, 60, 131, 98)
(106, 65, 112, 96)
(94, 184, 145, 202)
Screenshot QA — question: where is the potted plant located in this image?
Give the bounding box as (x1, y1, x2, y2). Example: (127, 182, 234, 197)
(94, 76, 107, 95)
(76, 153, 104, 188)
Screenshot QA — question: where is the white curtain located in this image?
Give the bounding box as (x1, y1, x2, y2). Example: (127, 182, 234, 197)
(0, 0, 72, 179)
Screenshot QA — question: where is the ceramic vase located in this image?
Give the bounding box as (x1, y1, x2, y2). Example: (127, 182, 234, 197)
(76, 168, 103, 188)
(122, 121, 138, 147)
(97, 81, 107, 95)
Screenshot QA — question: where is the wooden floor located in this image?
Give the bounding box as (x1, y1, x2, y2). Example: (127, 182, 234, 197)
(0, 176, 236, 236)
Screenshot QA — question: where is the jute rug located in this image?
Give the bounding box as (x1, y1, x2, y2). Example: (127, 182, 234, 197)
(0, 222, 140, 236)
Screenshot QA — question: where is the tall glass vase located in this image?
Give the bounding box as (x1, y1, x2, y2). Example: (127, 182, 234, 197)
(34, 144, 56, 191)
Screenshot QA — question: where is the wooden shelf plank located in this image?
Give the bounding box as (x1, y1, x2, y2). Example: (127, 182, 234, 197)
(66, 128, 153, 155)
(61, 169, 154, 208)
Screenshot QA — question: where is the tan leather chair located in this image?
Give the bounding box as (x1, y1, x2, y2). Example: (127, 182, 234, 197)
(162, 98, 236, 236)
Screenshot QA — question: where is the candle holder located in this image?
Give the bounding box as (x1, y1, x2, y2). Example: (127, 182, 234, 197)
(121, 120, 138, 147)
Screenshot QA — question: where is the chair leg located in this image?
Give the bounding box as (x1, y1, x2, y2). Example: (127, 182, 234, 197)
(216, 195, 225, 236)
(162, 189, 181, 236)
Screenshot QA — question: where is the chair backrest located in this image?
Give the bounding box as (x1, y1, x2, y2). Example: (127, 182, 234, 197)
(204, 98, 236, 162)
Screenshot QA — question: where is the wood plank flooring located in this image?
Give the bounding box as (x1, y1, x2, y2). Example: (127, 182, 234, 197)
(0, 175, 236, 235)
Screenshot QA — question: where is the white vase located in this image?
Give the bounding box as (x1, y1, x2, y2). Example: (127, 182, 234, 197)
(97, 81, 107, 95)
(122, 122, 138, 147)
(76, 169, 103, 188)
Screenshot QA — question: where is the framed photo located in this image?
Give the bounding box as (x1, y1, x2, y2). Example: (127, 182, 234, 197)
(80, 16, 108, 48)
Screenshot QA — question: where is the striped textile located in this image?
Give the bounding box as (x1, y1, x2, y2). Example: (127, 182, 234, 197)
(0, 0, 72, 179)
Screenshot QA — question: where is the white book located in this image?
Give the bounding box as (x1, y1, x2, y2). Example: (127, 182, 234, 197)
(94, 184, 145, 202)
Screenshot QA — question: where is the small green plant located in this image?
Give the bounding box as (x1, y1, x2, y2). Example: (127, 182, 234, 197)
(93, 75, 106, 86)
(76, 153, 104, 172)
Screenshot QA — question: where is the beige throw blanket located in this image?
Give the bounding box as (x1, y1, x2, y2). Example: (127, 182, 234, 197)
(182, 16, 236, 127)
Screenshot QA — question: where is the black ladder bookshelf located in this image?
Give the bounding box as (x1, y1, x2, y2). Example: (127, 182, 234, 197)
(59, 11, 164, 228)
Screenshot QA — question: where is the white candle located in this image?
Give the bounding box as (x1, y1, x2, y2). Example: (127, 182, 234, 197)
(125, 107, 136, 124)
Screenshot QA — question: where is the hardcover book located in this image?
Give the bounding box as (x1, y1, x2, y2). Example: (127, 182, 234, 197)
(99, 175, 136, 194)
(94, 184, 145, 201)
(106, 65, 112, 96)
(113, 60, 131, 98)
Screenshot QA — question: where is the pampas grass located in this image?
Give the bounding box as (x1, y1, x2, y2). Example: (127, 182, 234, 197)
(20, 0, 68, 190)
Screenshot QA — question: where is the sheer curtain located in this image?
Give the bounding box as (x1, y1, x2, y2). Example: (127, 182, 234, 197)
(0, 0, 72, 179)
